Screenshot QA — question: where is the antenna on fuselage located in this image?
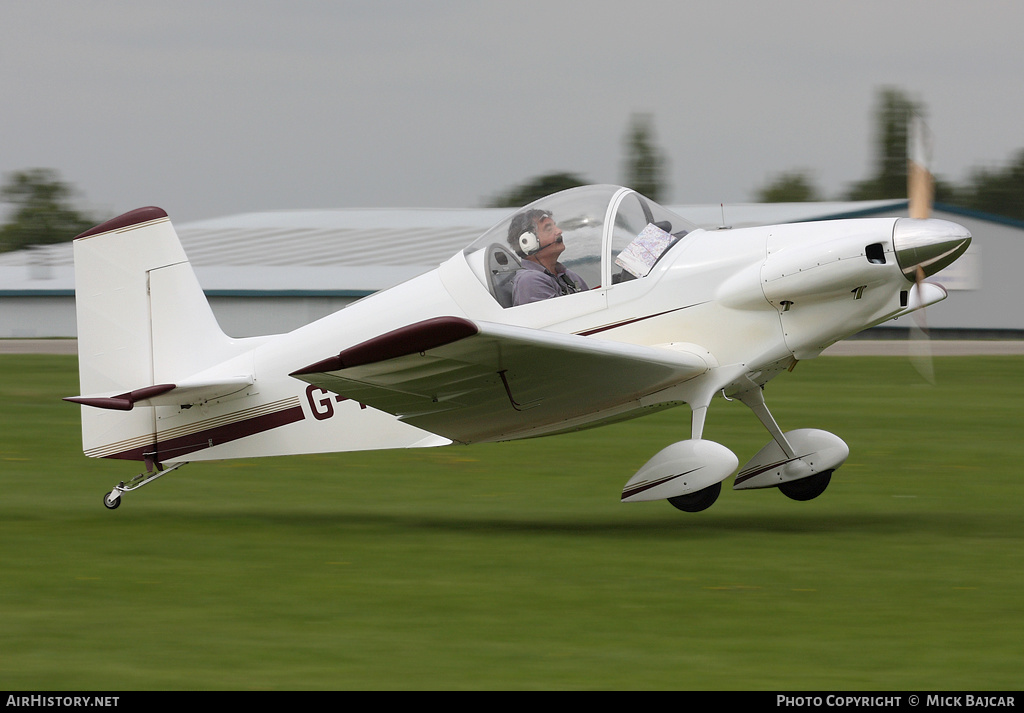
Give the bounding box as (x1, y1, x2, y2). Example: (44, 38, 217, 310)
(717, 203, 731, 230)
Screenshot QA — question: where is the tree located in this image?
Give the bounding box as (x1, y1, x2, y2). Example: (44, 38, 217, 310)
(755, 170, 822, 202)
(845, 87, 923, 201)
(959, 149, 1024, 221)
(0, 169, 98, 252)
(486, 172, 590, 208)
(622, 113, 668, 201)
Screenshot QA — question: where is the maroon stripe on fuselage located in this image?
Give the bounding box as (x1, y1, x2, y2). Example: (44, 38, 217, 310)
(575, 304, 703, 337)
(102, 404, 305, 462)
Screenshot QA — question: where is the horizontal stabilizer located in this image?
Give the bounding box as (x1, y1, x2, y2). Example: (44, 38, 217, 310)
(65, 375, 255, 412)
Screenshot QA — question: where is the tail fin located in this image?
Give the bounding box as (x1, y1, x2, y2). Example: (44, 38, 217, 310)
(69, 207, 239, 461)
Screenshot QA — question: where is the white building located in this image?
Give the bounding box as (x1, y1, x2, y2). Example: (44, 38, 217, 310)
(0, 199, 1010, 339)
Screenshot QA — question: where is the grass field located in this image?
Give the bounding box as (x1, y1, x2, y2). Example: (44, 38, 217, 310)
(1, 354, 1021, 690)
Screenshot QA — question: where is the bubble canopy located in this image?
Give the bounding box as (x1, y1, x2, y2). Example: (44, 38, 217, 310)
(463, 185, 699, 308)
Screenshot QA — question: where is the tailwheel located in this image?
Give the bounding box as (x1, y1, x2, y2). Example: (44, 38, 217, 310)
(779, 469, 833, 502)
(100, 461, 186, 510)
(668, 481, 721, 513)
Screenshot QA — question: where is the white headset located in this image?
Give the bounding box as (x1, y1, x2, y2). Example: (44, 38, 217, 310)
(518, 231, 540, 256)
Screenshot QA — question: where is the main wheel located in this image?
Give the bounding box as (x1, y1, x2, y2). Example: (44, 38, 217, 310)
(779, 469, 833, 502)
(103, 491, 121, 510)
(668, 481, 722, 513)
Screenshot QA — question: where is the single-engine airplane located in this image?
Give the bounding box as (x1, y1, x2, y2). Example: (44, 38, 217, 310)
(67, 141, 971, 513)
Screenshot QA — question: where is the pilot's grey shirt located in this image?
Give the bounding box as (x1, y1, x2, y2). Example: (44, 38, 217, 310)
(512, 259, 589, 306)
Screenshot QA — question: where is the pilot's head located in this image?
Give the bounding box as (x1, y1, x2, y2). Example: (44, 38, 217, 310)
(508, 209, 564, 259)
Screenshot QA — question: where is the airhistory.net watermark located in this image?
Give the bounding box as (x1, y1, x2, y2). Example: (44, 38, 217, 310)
(6, 697, 119, 708)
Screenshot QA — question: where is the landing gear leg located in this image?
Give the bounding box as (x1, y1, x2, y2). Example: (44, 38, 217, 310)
(670, 400, 725, 512)
(734, 385, 795, 458)
(730, 381, 848, 497)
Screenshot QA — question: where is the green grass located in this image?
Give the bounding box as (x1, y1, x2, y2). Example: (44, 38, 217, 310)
(1, 354, 1022, 690)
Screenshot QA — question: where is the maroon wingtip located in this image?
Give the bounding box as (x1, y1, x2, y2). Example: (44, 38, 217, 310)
(290, 316, 479, 376)
(75, 207, 169, 240)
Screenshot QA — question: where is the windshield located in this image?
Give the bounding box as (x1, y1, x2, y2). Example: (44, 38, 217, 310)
(464, 185, 697, 308)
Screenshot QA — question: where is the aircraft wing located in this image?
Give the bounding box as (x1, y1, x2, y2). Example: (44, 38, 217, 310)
(290, 316, 708, 443)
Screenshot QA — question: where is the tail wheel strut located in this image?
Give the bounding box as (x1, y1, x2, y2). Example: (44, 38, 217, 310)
(102, 462, 186, 510)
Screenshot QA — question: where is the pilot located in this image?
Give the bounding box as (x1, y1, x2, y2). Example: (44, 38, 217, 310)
(507, 209, 589, 306)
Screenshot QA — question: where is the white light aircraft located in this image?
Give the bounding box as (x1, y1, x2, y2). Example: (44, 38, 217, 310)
(67, 144, 971, 513)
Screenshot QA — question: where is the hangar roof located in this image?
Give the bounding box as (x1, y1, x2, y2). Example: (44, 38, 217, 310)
(0, 199, 929, 295)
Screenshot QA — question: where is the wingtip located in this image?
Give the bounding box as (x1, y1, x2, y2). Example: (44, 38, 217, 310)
(290, 316, 479, 376)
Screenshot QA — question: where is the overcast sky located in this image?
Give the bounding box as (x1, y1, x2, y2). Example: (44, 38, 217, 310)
(3, 1, 1022, 223)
